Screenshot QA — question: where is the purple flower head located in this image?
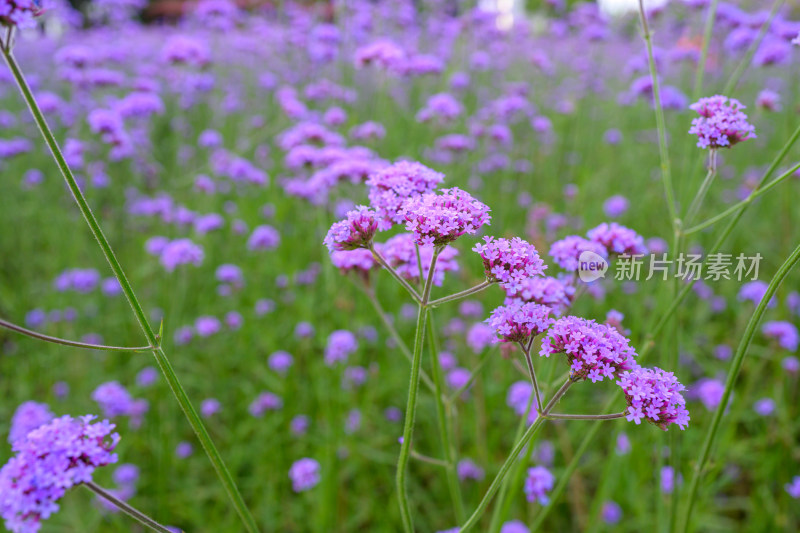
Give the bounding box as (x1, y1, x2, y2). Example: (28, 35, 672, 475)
(268, 351, 294, 375)
(402, 187, 491, 247)
(367, 161, 445, 230)
(248, 392, 282, 417)
(695, 378, 725, 411)
(247, 225, 281, 251)
(487, 302, 554, 344)
(324, 330, 358, 366)
(786, 476, 800, 499)
(737, 281, 776, 307)
(473, 237, 546, 293)
(467, 322, 495, 353)
(417, 93, 464, 124)
(524, 466, 554, 504)
(380, 233, 460, 287)
(783, 356, 799, 373)
(323, 206, 378, 252)
(616, 433, 631, 455)
(713, 344, 733, 360)
(0, 0, 43, 28)
(602, 500, 622, 524)
(447, 367, 471, 391)
(689, 95, 756, 149)
(0, 415, 119, 533)
(200, 398, 221, 418)
(92, 382, 134, 418)
(160, 239, 204, 272)
(225, 311, 243, 330)
(756, 89, 781, 111)
(603, 195, 629, 218)
(587, 223, 647, 256)
(456, 458, 485, 482)
(330, 249, 377, 280)
(661, 466, 681, 494)
(762, 321, 799, 351)
(215, 264, 243, 287)
(506, 381, 538, 424)
(175, 442, 193, 459)
(294, 322, 314, 339)
(136, 367, 158, 388)
(112, 464, 140, 488)
(290, 415, 310, 436)
(617, 366, 690, 430)
(53, 269, 101, 293)
(753, 397, 775, 416)
(255, 299, 275, 316)
(549, 236, 607, 271)
(354, 39, 405, 69)
(289, 458, 321, 492)
(500, 520, 530, 533)
(195, 316, 221, 337)
(540, 316, 637, 383)
(9, 402, 55, 445)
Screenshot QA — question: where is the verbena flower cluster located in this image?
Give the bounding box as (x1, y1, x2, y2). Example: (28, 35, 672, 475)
(617, 366, 690, 430)
(366, 161, 444, 229)
(688, 95, 756, 149)
(473, 236, 546, 293)
(0, 0, 42, 29)
(505, 276, 574, 314)
(487, 302, 554, 344)
(586, 223, 648, 256)
(323, 206, 378, 252)
(540, 316, 637, 383)
(548, 236, 607, 271)
(524, 466, 554, 505)
(0, 415, 119, 533)
(401, 187, 491, 246)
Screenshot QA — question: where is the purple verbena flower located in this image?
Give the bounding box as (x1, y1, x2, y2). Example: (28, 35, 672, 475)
(324, 330, 358, 366)
(323, 206, 378, 252)
(248, 392, 283, 417)
(401, 187, 491, 246)
(289, 458, 320, 492)
(586, 223, 647, 256)
(473, 236, 546, 293)
(524, 466, 554, 504)
(762, 321, 799, 351)
(0, 415, 119, 533)
(540, 316, 637, 382)
(367, 161, 444, 229)
(689, 95, 756, 149)
(617, 366, 690, 430)
(487, 302, 554, 344)
(8, 402, 55, 445)
(456, 458, 485, 482)
(379, 233, 460, 286)
(549, 236, 607, 271)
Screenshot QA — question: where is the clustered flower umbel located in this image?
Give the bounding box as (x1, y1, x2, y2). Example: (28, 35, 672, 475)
(0, 415, 119, 533)
(487, 302, 554, 344)
(540, 316, 637, 383)
(473, 236, 547, 294)
(617, 366, 690, 430)
(688, 95, 756, 149)
(323, 205, 378, 252)
(401, 187, 491, 247)
(0, 0, 42, 29)
(367, 161, 444, 229)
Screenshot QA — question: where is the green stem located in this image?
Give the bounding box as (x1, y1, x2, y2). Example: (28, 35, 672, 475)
(637, 0, 678, 232)
(0, 317, 152, 352)
(520, 342, 543, 413)
(691, 0, 719, 101)
(1, 42, 260, 533)
(460, 379, 573, 532)
(357, 283, 437, 394)
(678, 242, 800, 533)
(683, 150, 717, 226)
(428, 316, 467, 523)
(683, 161, 800, 236)
(84, 482, 173, 533)
(370, 244, 422, 303)
(642, 122, 800, 354)
(543, 412, 626, 420)
(721, 0, 786, 96)
(427, 280, 494, 308)
(395, 247, 441, 532)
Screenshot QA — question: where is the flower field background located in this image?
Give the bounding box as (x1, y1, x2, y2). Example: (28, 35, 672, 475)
(0, 0, 799, 532)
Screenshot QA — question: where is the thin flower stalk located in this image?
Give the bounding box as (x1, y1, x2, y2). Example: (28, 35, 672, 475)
(0, 36, 260, 533)
(84, 482, 173, 533)
(0, 317, 153, 353)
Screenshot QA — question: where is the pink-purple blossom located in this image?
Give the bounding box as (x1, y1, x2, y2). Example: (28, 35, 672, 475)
(401, 187, 491, 246)
(323, 206, 378, 252)
(617, 366, 690, 430)
(288, 458, 321, 492)
(689, 95, 756, 149)
(487, 302, 554, 344)
(366, 161, 444, 229)
(524, 466, 554, 504)
(540, 316, 637, 383)
(473, 236, 546, 292)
